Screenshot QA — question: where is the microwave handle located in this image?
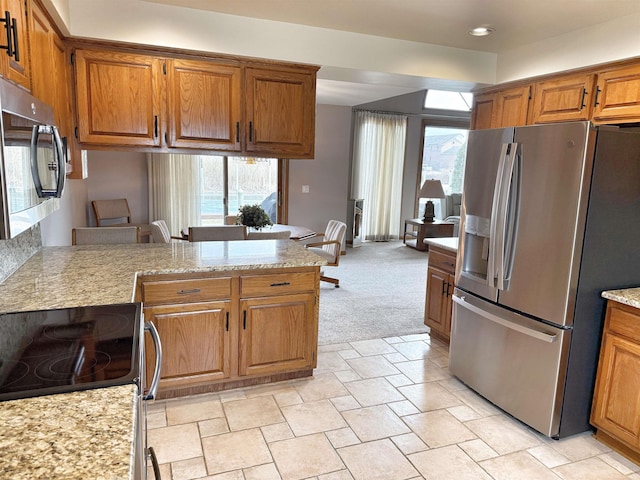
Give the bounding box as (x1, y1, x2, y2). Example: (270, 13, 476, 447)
(30, 124, 66, 198)
(52, 126, 66, 198)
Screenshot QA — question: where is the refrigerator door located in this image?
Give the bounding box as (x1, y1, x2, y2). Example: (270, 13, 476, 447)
(449, 289, 571, 437)
(456, 127, 514, 302)
(497, 122, 592, 327)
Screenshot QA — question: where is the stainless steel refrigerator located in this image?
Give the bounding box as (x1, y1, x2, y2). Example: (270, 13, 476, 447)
(449, 121, 640, 439)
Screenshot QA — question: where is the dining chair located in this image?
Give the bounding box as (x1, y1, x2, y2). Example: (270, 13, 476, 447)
(72, 226, 140, 245)
(188, 225, 247, 242)
(91, 198, 151, 238)
(246, 230, 291, 240)
(150, 220, 186, 243)
(224, 215, 239, 225)
(304, 220, 347, 287)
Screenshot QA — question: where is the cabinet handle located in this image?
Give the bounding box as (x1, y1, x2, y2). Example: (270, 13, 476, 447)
(0, 11, 13, 58)
(154, 115, 159, 138)
(177, 288, 201, 295)
(270, 282, 291, 287)
(236, 122, 240, 143)
(243, 310, 247, 329)
(579, 88, 587, 110)
(594, 86, 601, 107)
(225, 312, 229, 331)
(249, 121, 253, 142)
(442, 282, 447, 295)
(9, 16, 17, 62)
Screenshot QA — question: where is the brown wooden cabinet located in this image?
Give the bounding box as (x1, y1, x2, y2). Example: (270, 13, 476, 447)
(424, 245, 457, 343)
(530, 74, 595, 124)
(591, 300, 640, 464)
(470, 86, 530, 130)
(592, 64, 640, 124)
(470, 92, 496, 130)
(0, 0, 31, 90)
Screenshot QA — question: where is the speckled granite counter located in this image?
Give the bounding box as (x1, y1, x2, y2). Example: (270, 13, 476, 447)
(424, 236, 458, 253)
(0, 385, 137, 480)
(0, 239, 326, 313)
(602, 287, 640, 309)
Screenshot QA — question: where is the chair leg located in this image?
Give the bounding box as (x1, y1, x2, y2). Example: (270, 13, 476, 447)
(320, 275, 340, 288)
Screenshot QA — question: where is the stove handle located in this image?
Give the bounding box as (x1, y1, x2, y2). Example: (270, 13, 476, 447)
(144, 321, 163, 401)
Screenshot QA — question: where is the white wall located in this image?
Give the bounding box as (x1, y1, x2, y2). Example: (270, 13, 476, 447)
(40, 178, 88, 246)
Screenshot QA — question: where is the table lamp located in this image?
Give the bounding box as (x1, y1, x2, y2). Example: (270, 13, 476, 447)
(419, 179, 445, 222)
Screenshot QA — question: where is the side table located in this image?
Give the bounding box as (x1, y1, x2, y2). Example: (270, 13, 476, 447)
(403, 218, 454, 251)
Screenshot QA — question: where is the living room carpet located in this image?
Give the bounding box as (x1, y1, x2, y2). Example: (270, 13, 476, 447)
(317, 240, 430, 345)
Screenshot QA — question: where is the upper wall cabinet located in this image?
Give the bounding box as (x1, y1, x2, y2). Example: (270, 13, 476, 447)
(592, 64, 640, 124)
(74, 49, 164, 147)
(530, 74, 595, 124)
(470, 92, 496, 130)
(1, 0, 31, 90)
(72, 47, 318, 158)
(245, 67, 316, 158)
(470, 86, 530, 130)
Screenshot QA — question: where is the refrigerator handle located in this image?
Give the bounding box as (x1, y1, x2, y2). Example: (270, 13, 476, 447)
(495, 142, 519, 290)
(488, 143, 510, 288)
(452, 294, 557, 343)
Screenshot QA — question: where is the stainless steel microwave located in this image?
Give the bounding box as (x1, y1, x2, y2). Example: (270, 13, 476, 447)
(0, 78, 66, 239)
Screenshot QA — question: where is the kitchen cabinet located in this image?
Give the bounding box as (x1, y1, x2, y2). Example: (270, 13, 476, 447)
(166, 58, 242, 151)
(470, 86, 530, 130)
(74, 49, 164, 147)
(0, 0, 30, 90)
(592, 64, 640, 124)
(591, 300, 640, 464)
(138, 267, 319, 398)
(470, 92, 496, 130)
(530, 74, 595, 124)
(245, 67, 316, 157)
(424, 246, 456, 343)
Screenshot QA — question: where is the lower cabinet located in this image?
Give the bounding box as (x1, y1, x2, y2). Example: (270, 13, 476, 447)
(591, 300, 640, 464)
(139, 267, 319, 398)
(424, 246, 456, 343)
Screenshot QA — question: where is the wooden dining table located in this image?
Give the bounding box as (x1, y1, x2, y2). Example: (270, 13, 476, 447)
(181, 224, 317, 241)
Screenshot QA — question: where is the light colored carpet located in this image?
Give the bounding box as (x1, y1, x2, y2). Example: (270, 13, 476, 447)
(317, 240, 430, 345)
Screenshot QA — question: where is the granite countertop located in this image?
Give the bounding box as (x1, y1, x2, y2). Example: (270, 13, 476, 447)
(0, 239, 326, 314)
(0, 385, 137, 480)
(424, 236, 458, 253)
(602, 288, 640, 309)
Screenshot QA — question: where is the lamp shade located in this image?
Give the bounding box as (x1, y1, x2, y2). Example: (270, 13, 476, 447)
(418, 179, 445, 199)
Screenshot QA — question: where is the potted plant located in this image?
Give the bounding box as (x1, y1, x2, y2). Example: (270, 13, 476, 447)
(237, 204, 273, 231)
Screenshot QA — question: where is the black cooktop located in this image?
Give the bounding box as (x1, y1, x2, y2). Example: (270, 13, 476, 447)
(0, 303, 142, 402)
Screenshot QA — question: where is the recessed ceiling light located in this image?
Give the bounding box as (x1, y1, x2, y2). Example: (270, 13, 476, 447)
(468, 26, 495, 37)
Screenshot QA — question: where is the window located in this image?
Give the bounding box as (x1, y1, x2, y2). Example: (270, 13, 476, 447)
(424, 89, 473, 111)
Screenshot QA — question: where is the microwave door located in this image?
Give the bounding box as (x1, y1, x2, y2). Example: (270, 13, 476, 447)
(30, 124, 65, 198)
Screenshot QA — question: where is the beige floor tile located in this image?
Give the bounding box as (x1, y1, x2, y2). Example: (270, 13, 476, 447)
(550, 432, 610, 461)
(202, 428, 272, 475)
(391, 432, 429, 455)
(223, 396, 284, 431)
(147, 462, 171, 479)
(408, 445, 492, 480)
(218, 389, 247, 403)
(450, 388, 501, 417)
(319, 343, 352, 352)
(527, 444, 571, 468)
(349, 339, 398, 356)
(392, 341, 441, 360)
(399, 381, 463, 412)
(325, 427, 361, 448)
(294, 373, 349, 402)
(395, 359, 450, 383)
(553, 457, 628, 479)
(447, 404, 485, 422)
(148, 423, 203, 464)
(337, 438, 418, 480)
(465, 415, 543, 455)
(147, 410, 167, 429)
(438, 377, 468, 392)
(165, 395, 224, 425)
(207, 470, 244, 479)
(334, 369, 362, 383)
(387, 400, 421, 417)
(346, 355, 401, 378)
(261, 422, 295, 443)
(458, 439, 499, 462)
(383, 336, 405, 344)
(270, 433, 345, 480)
(244, 463, 282, 480)
(598, 451, 640, 475)
(385, 373, 413, 387)
(318, 470, 355, 480)
(171, 456, 207, 480)
(315, 351, 352, 373)
(480, 451, 560, 480)
(199, 417, 229, 437)
(344, 377, 405, 406)
(384, 352, 410, 363)
(273, 389, 304, 407)
(404, 410, 476, 447)
(342, 404, 410, 442)
(430, 355, 449, 368)
(281, 399, 347, 436)
(337, 348, 361, 359)
(400, 333, 432, 343)
(330, 395, 361, 412)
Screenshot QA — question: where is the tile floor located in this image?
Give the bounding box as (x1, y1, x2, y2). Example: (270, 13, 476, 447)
(147, 334, 640, 480)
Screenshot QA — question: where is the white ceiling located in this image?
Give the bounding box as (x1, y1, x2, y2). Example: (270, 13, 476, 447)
(131, 1, 640, 105)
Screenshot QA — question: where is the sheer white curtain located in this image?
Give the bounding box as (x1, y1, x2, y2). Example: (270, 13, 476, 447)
(351, 110, 407, 241)
(147, 153, 201, 237)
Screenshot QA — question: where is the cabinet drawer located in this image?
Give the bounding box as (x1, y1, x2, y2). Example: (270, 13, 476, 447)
(142, 277, 232, 304)
(240, 272, 316, 297)
(428, 249, 456, 274)
(607, 303, 640, 343)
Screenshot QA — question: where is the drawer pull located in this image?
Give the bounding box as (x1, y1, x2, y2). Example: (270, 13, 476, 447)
(270, 282, 291, 287)
(177, 288, 201, 295)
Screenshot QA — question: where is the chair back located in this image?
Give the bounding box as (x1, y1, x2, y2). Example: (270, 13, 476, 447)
(72, 226, 139, 245)
(322, 220, 347, 261)
(224, 215, 239, 225)
(247, 230, 291, 240)
(150, 220, 171, 243)
(188, 225, 247, 242)
(92, 199, 132, 226)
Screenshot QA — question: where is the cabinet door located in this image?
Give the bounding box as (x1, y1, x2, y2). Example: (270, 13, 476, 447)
(239, 293, 316, 377)
(144, 301, 232, 390)
(74, 49, 164, 146)
(470, 92, 496, 130)
(424, 266, 450, 338)
(28, 1, 53, 105)
(592, 64, 640, 123)
(166, 59, 242, 151)
(493, 86, 531, 128)
(1, 0, 30, 89)
(245, 67, 315, 157)
(530, 74, 595, 124)
(591, 331, 640, 448)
